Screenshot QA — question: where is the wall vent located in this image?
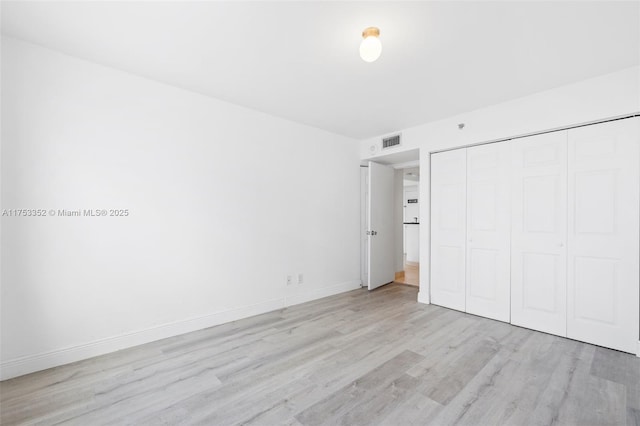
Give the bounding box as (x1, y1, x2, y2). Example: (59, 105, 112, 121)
(382, 134, 401, 149)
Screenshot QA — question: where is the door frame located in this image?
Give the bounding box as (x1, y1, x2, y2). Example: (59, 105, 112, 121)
(360, 153, 420, 290)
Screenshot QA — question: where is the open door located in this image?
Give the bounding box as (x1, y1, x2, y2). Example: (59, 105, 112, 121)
(367, 161, 395, 290)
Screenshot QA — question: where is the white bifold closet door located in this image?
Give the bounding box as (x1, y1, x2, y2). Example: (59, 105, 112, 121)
(466, 142, 512, 322)
(510, 132, 568, 336)
(567, 118, 639, 354)
(430, 149, 467, 312)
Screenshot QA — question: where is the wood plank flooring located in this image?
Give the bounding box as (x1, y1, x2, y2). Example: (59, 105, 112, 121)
(1, 284, 638, 425)
(396, 262, 419, 287)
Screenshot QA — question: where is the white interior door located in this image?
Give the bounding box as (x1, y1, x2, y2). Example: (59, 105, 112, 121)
(465, 142, 512, 322)
(367, 161, 395, 290)
(430, 149, 467, 312)
(567, 118, 640, 354)
(511, 132, 568, 336)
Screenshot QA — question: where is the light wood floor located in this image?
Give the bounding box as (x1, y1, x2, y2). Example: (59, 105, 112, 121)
(1, 284, 638, 425)
(396, 261, 419, 287)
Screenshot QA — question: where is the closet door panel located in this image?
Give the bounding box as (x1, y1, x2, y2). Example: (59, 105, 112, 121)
(510, 132, 567, 336)
(567, 117, 639, 354)
(466, 142, 511, 322)
(430, 149, 467, 312)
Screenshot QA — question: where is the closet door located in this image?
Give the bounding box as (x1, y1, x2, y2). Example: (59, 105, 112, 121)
(511, 132, 567, 336)
(567, 117, 639, 354)
(466, 142, 511, 322)
(430, 149, 467, 312)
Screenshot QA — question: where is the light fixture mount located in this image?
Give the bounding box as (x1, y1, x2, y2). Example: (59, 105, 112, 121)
(362, 27, 380, 38)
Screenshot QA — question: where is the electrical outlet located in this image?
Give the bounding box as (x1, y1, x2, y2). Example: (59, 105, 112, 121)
(286, 275, 293, 286)
(298, 273, 304, 284)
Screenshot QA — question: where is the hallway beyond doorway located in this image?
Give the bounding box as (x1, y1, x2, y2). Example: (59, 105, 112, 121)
(395, 258, 419, 287)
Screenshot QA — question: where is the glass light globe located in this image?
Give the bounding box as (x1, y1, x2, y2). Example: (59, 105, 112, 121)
(360, 36, 382, 62)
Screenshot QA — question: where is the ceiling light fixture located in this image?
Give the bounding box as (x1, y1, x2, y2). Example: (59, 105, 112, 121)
(359, 27, 381, 62)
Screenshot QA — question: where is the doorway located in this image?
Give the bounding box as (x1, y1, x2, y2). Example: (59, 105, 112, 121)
(360, 149, 421, 290)
(396, 167, 420, 287)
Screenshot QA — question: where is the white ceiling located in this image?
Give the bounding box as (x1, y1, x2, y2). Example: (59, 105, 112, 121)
(2, 1, 638, 139)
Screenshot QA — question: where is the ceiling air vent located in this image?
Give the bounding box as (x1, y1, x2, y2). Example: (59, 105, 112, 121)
(382, 134, 401, 150)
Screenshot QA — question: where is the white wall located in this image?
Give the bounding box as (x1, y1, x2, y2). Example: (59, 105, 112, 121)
(360, 66, 640, 304)
(359, 167, 368, 284)
(0, 37, 362, 380)
(361, 66, 640, 158)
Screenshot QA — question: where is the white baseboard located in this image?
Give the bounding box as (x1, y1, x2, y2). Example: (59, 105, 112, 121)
(637, 341, 640, 358)
(0, 280, 361, 381)
(417, 290, 430, 305)
(284, 280, 362, 307)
